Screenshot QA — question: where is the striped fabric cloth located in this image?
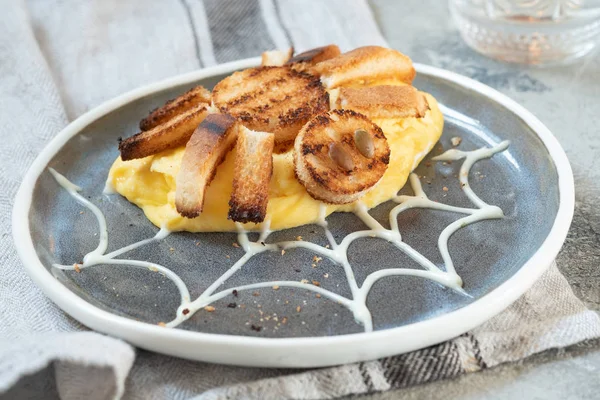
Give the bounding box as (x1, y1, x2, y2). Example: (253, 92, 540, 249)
(1, 0, 599, 399)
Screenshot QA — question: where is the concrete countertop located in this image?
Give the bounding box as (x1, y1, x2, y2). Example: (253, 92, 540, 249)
(362, 0, 600, 398)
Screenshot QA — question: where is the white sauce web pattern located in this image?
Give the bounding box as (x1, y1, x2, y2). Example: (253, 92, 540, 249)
(50, 140, 510, 332)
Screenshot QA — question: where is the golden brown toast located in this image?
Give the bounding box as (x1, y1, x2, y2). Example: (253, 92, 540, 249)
(211, 66, 329, 152)
(175, 114, 239, 218)
(119, 103, 209, 161)
(313, 46, 416, 89)
(294, 109, 390, 204)
(261, 48, 294, 66)
(330, 85, 429, 119)
(287, 45, 341, 70)
(139, 85, 211, 131)
(228, 126, 275, 223)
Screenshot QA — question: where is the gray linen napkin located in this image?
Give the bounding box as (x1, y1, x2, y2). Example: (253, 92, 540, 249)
(1, 0, 599, 399)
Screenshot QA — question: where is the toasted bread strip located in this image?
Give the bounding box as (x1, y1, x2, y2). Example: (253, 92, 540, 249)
(119, 104, 209, 161)
(331, 85, 429, 119)
(261, 47, 294, 66)
(314, 46, 416, 89)
(212, 66, 328, 152)
(287, 44, 341, 69)
(294, 109, 390, 204)
(175, 114, 239, 218)
(140, 86, 211, 131)
(228, 127, 275, 223)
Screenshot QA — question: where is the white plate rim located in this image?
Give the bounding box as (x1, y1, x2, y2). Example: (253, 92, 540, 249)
(12, 58, 574, 368)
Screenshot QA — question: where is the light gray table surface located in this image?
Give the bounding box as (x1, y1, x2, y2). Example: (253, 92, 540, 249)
(358, 1, 600, 399)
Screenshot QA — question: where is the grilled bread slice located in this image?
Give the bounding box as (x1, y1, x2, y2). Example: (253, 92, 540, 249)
(175, 114, 239, 218)
(139, 85, 211, 131)
(294, 109, 390, 204)
(261, 47, 294, 66)
(228, 127, 275, 223)
(212, 66, 329, 152)
(119, 103, 209, 161)
(313, 46, 416, 89)
(287, 44, 341, 70)
(330, 85, 429, 119)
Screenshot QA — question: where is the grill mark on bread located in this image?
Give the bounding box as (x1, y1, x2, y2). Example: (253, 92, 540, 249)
(175, 114, 239, 218)
(287, 44, 341, 69)
(139, 85, 211, 131)
(119, 103, 209, 161)
(228, 127, 275, 224)
(212, 66, 328, 152)
(202, 119, 233, 136)
(294, 109, 390, 204)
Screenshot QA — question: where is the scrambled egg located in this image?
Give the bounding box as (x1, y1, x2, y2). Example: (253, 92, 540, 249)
(108, 93, 443, 232)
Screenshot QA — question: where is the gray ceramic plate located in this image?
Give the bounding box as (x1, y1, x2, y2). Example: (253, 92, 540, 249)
(13, 59, 574, 367)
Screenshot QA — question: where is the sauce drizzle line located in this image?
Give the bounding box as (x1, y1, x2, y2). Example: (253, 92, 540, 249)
(50, 140, 509, 332)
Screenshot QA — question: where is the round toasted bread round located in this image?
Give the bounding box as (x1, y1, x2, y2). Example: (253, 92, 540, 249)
(294, 109, 390, 204)
(212, 66, 329, 152)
